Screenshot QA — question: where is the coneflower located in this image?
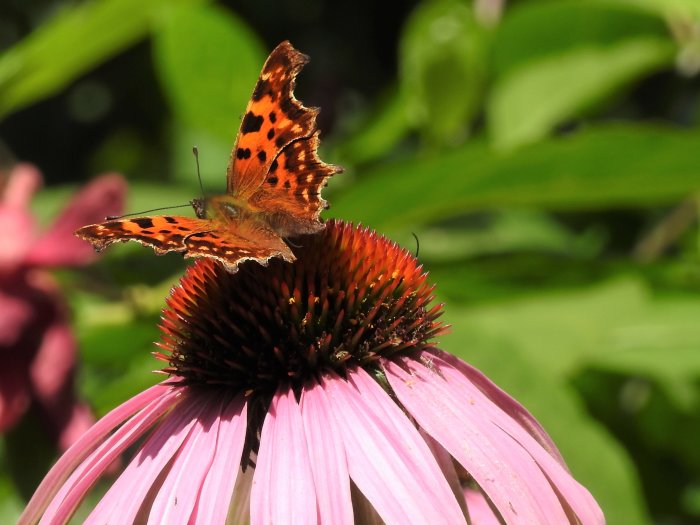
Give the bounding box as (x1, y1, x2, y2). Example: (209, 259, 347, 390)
(20, 220, 604, 524)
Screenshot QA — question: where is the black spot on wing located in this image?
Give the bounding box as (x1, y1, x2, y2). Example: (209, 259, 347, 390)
(236, 148, 251, 160)
(252, 79, 272, 102)
(241, 112, 264, 134)
(257, 151, 267, 162)
(133, 218, 154, 229)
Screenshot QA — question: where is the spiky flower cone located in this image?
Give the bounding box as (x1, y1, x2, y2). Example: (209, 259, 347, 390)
(21, 221, 604, 525)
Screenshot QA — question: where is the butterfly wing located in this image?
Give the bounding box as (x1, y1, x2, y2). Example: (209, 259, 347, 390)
(249, 132, 342, 235)
(226, 41, 340, 233)
(76, 216, 294, 273)
(76, 216, 210, 254)
(183, 220, 294, 273)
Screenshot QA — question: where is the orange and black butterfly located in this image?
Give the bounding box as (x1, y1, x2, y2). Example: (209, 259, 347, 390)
(76, 41, 342, 273)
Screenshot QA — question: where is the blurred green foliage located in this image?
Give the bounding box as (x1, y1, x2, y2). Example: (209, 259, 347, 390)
(2, 0, 700, 523)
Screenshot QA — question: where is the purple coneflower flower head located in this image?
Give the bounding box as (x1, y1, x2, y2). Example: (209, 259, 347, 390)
(0, 164, 125, 449)
(21, 220, 604, 524)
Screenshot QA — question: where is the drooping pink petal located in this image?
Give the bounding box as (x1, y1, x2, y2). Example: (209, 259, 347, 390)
(322, 368, 467, 525)
(422, 351, 604, 524)
(84, 391, 207, 525)
(251, 386, 318, 525)
(20, 382, 178, 525)
(0, 206, 36, 269)
(41, 386, 182, 525)
(420, 430, 467, 518)
(29, 319, 76, 401)
(432, 348, 566, 466)
(192, 395, 248, 525)
(385, 355, 603, 524)
(350, 483, 384, 525)
(148, 394, 225, 524)
(464, 489, 501, 525)
(2, 163, 42, 209)
(300, 379, 354, 524)
(26, 173, 126, 268)
(385, 356, 563, 523)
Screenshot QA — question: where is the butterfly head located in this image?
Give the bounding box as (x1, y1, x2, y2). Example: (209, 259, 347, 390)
(191, 197, 208, 219)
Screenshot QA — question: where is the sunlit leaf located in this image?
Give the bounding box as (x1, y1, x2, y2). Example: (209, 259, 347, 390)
(446, 278, 700, 383)
(152, 3, 264, 145)
(0, 0, 208, 118)
(493, 0, 667, 77)
(488, 37, 675, 148)
(400, 0, 490, 145)
(330, 125, 700, 229)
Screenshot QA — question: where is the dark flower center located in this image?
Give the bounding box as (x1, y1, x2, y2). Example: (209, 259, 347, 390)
(156, 221, 445, 396)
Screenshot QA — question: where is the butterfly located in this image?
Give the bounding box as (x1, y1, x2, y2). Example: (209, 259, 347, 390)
(76, 41, 342, 273)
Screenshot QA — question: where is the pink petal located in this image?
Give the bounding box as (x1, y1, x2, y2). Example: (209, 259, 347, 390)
(0, 207, 36, 269)
(2, 163, 42, 209)
(84, 389, 206, 524)
(464, 489, 502, 525)
(29, 319, 76, 400)
(251, 386, 318, 525)
(42, 386, 182, 525)
(432, 348, 566, 466)
(149, 395, 225, 524)
(192, 395, 248, 524)
(420, 430, 468, 518)
(385, 357, 563, 524)
(300, 379, 354, 524)
(385, 355, 602, 524)
(322, 368, 467, 524)
(20, 382, 178, 525)
(425, 351, 604, 524)
(0, 164, 41, 268)
(26, 173, 126, 268)
(350, 483, 384, 525)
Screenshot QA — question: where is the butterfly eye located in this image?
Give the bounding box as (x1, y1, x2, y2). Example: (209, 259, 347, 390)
(222, 203, 239, 217)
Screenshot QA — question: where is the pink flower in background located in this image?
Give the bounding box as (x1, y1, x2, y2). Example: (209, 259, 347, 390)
(0, 164, 125, 450)
(21, 221, 604, 524)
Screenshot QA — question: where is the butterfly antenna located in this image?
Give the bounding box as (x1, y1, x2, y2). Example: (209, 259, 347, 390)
(106, 204, 192, 220)
(411, 232, 420, 258)
(193, 146, 206, 200)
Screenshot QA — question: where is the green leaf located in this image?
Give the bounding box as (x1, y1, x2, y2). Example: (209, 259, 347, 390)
(488, 37, 675, 148)
(444, 278, 700, 385)
(391, 210, 603, 263)
(330, 125, 700, 229)
(600, 0, 700, 17)
(152, 3, 265, 145)
(399, 0, 490, 144)
(0, 0, 207, 119)
(442, 315, 651, 524)
(493, 0, 668, 77)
